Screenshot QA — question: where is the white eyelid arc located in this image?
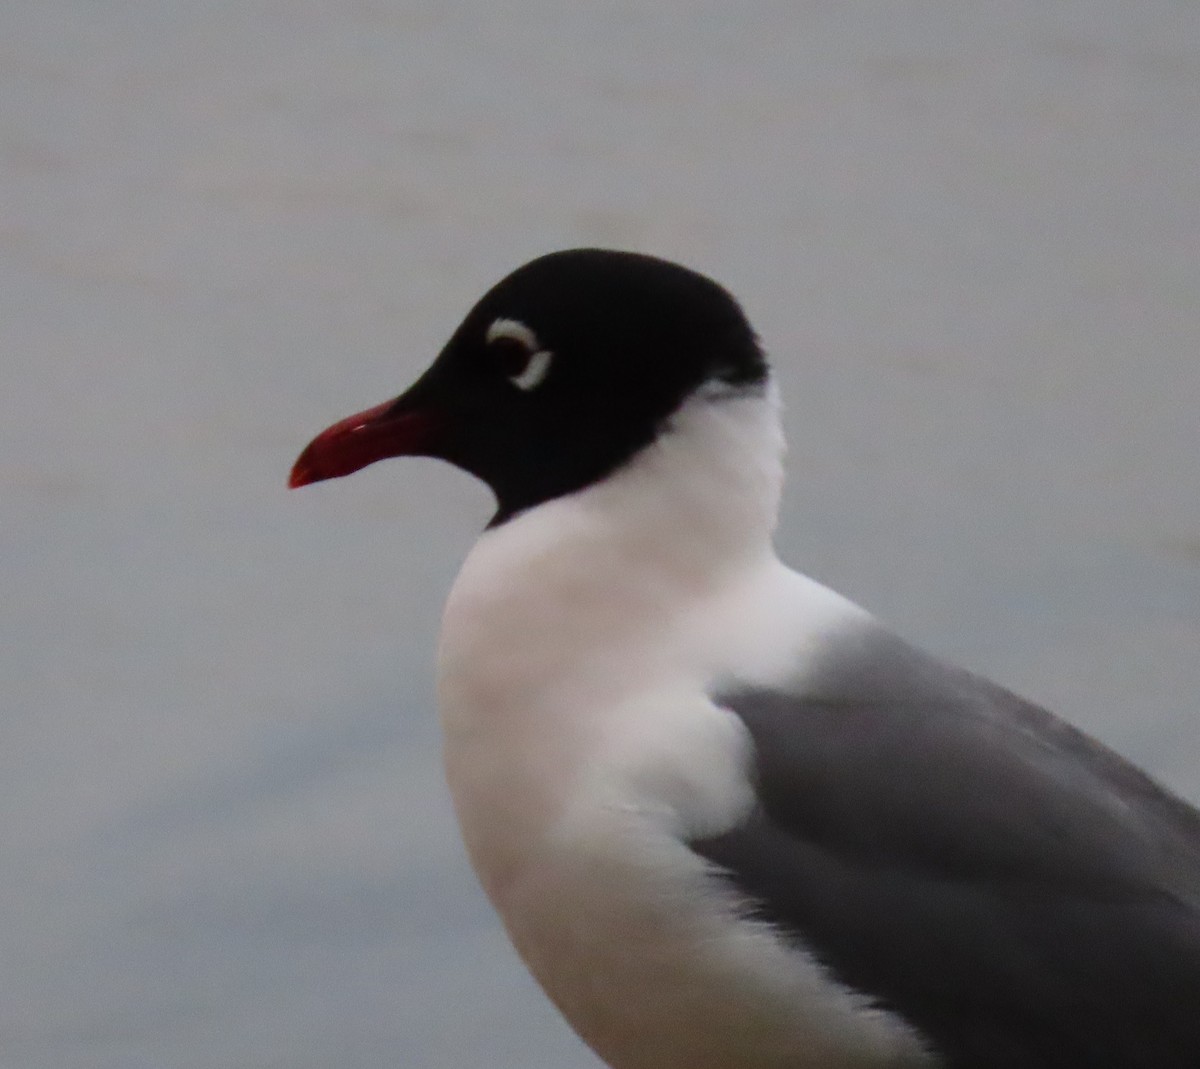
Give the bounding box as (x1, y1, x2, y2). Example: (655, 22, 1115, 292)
(486, 317, 555, 391)
(486, 317, 540, 350)
(511, 348, 554, 391)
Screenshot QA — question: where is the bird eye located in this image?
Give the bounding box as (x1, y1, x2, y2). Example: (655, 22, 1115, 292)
(486, 318, 555, 391)
(491, 336, 535, 378)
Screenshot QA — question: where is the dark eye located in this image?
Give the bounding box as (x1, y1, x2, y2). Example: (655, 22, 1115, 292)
(485, 318, 555, 391)
(490, 335, 534, 379)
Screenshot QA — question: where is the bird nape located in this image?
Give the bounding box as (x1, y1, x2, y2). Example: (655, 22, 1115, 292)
(291, 248, 1200, 1069)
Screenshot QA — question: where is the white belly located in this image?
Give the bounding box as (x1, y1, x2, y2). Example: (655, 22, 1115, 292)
(442, 683, 932, 1069)
(432, 430, 929, 1067)
(488, 795, 934, 1069)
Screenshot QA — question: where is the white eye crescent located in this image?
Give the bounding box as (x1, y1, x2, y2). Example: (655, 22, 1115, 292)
(486, 317, 539, 350)
(486, 317, 555, 391)
(510, 349, 553, 391)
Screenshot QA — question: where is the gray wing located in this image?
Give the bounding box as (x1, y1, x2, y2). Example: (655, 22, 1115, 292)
(695, 628, 1200, 1069)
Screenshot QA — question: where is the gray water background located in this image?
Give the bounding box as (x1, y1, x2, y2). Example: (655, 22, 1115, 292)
(4, 3, 1199, 1067)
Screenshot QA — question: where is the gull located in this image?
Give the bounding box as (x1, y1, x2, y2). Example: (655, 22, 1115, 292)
(290, 249, 1200, 1069)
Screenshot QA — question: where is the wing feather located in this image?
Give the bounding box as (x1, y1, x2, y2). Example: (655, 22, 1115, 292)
(695, 630, 1200, 1068)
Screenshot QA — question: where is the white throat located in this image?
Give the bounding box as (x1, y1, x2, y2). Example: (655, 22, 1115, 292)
(454, 380, 786, 623)
(439, 382, 787, 706)
(435, 374, 868, 903)
(430, 378, 897, 1068)
(434, 383, 796, 884)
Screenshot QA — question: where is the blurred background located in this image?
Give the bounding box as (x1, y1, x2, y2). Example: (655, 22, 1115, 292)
(4, 3, 1199, 1067)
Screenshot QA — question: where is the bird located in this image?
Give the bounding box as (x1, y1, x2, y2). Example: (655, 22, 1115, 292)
(289, 249, 1200, 1069)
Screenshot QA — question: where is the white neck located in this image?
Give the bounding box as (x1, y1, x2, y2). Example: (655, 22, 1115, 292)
(444, 381, 786, 641)
(435, 381, 867, 900)
(431, 380, 905, 1068)
(434, 385, 781, 871)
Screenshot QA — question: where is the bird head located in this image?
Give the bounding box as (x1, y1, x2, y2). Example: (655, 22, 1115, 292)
(289, 249, 767, 525)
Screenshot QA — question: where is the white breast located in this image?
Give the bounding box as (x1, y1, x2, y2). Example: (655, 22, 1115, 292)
(435, 387, 933, 1068)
